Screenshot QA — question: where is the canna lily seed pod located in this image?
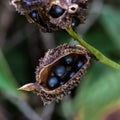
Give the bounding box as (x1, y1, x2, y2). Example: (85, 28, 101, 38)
(10, 0, 88, 32)
(19, 44, 92, 105)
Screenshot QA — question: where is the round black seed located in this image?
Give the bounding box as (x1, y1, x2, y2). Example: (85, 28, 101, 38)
(65, 71, 76, 80)
(76, 60, 84, 70)
(69, 71, 76, 78)
(60, 71, 75, 84)
(62, 55, 74, 66)
(54, 65, 67, 78)
(72, 17, 80, 27)
(30, 11, 38, 20)
(29, 11, 46, 27)
(49, 5, 65, 18)
(60, 81, 65, 85)
(47, 76, 59, 90)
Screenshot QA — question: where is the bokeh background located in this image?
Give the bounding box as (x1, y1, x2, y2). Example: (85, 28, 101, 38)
(0, 0, 120, 120)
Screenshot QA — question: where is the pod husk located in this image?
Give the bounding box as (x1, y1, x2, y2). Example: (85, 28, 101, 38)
(10, 0, 88, 32)
(19, 44, 91, 105)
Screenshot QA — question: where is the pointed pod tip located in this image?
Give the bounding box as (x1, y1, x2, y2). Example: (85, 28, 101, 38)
(18, 83, 36, 91)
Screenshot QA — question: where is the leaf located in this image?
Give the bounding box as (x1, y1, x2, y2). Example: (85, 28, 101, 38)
(74, 63, 120, 120)
(0, 50, 22, 97)
(100, 6, 120, 50)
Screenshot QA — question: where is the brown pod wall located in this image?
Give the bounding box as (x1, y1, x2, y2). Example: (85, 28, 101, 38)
(11, 0, 88, 32)
(19, 44, 92, 105)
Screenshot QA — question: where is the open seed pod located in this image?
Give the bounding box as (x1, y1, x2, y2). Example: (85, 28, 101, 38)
(10, 0, 88, 32)
(19, 44, 92, 105)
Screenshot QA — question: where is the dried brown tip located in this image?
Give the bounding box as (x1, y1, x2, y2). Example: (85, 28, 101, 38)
(18, 83, 36, 91)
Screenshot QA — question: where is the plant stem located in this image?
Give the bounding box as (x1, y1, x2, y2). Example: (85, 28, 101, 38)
(66, 28, 120, 71)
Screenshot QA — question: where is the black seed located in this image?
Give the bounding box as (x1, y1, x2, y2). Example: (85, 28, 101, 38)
(49, 5, 65, 18)
(29, 11, 38, 20)
(72, 59, 84, 72)
(29, 11, 46, 27)
(60, 81, 65, 85)
(62, 55, 74, 66)
(54, 65, 67, 78)
(69, 71, 76, 78)
(72, 17, 80, 27)
(60, 71, 75, 85)
(47, 76, 59, 90)
(65, 71, 76, 80)
(76, 60, 84, 70)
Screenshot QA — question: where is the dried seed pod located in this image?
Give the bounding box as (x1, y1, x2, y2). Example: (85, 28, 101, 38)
(19, 44, 92, 105)
(10, 0, 88, 32)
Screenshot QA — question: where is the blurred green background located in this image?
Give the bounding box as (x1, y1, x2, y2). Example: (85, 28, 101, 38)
(0, 0, 120, 120)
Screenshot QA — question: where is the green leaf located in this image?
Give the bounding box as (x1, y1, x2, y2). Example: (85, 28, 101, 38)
(100, 6, 120, 50)
(74, 63, 120, 120)
(0, 50, 21, 96)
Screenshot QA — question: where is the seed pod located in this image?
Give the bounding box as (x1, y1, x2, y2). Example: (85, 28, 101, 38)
(19, 44, 92, 105)
(10, 0, 88, 32)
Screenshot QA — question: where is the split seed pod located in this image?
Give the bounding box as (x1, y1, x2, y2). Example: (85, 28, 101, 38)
(19, 44, 92, 105)
(10, 0, 88, 32)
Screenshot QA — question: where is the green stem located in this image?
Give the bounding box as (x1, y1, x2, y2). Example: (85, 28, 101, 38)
(66, 28, 120, 71)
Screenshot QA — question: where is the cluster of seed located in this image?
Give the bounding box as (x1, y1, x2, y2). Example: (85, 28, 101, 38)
(46, 54, 85, 90)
